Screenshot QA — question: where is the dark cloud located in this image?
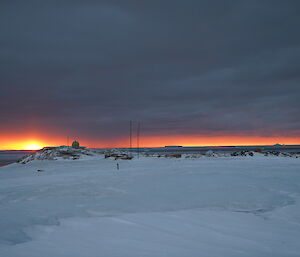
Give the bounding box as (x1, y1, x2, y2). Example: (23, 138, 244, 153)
(1, 0, 300, 140)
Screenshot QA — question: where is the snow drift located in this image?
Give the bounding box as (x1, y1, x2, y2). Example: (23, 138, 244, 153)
(0, 155, 300, 256)
(17, 146, 98, 164)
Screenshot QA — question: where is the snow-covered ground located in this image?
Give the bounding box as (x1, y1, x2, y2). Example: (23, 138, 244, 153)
(0, 154, 300, 257)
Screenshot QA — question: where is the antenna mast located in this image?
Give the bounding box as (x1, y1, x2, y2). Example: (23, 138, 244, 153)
(137, 122, 140, 158)
(129, 120, 132, 153)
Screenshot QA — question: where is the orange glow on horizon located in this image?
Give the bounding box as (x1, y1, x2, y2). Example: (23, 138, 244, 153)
(137, 135, 300, 147)
(1, 140, 50, 151)
(0, 134, 65, 150)
(0, 133, 299, 150)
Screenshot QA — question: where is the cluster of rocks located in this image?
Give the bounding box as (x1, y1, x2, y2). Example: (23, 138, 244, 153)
(164, 154, 182, 158)
(205, 150, 220, 157)
(143, 153, 182, 158)
(18, 146, 96, 164)
(229, 150, 298, 158)
(184, 151, 223, 158)
(231, 151, 255, 157)
(142, 150, 300, 159)
(263, 151, 298, 158)
(183, 150, 299, 158)
(104, 150, 133, 160)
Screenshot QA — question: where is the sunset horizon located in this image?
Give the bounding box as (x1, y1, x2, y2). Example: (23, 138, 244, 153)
(1, 134, 300, 150)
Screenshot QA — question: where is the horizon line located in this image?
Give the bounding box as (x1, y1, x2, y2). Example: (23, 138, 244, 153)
(1, 143, 300, 151)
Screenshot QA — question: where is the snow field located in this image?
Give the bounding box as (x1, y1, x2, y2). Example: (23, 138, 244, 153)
(0, 155, 300, 256)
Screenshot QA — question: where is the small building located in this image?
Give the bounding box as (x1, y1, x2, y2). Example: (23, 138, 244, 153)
(72, 140, 80, 149)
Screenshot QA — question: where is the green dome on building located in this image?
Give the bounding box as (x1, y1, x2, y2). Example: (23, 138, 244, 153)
(72, 140, 80, 149)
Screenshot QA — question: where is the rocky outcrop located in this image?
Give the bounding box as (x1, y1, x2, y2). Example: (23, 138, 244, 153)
(18, 146, 96, 164)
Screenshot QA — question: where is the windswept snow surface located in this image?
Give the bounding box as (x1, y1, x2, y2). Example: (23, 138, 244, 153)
(0, 155, 300, 257)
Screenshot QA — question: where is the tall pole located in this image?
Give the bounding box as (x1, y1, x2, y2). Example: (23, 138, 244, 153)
(137, 122, 140, 158)
(129, 120, 132, 152)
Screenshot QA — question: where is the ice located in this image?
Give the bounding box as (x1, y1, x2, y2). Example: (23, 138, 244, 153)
(0, 155, 300, 256)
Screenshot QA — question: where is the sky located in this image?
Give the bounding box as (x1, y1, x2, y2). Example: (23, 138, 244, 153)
(0, 0, 300, 149)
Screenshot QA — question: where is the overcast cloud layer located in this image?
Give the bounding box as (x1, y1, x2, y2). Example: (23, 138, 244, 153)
(0, 0, 300, 140)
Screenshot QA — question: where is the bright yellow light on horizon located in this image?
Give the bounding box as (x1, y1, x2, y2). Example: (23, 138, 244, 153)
(23, 141, 44, 150)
